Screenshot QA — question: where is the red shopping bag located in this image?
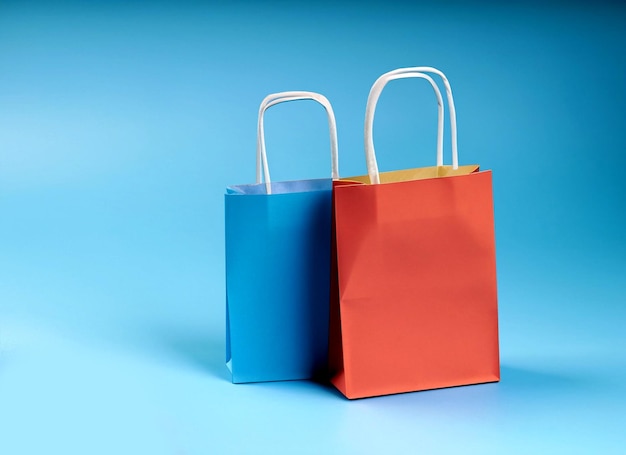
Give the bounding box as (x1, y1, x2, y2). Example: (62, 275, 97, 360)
(328, 67, 500, 399)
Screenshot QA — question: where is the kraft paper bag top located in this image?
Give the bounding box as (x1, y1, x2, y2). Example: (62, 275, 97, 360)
(329, 67, 499, 399)
(340, 67, 480, 185)
(225, 91, 340, 384)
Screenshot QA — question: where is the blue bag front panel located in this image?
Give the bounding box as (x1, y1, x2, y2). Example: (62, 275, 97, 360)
(225, 180, 332, 383)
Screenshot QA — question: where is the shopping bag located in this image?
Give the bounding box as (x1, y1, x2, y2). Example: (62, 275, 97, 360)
(328, 67, 500, 399)
(225, 91, 339, 383)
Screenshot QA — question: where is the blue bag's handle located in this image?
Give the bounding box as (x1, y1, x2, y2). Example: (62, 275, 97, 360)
(364, 67, 458, 185)
(256, 91, 339, 194)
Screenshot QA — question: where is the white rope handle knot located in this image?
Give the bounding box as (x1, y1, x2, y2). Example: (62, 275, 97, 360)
(256, 91, 339, 194)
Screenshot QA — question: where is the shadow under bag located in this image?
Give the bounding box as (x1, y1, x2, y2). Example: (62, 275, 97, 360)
(328, 67, 500, 399)
(225, 91, 339, 383)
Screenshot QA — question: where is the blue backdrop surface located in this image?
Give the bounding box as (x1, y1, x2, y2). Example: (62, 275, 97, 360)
(1, 1, 625, 453)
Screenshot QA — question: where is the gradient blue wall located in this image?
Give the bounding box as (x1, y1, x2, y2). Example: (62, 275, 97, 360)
(1, 1, 624, 453)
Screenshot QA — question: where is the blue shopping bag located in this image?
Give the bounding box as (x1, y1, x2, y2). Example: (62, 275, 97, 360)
(225, 91, 339, 383)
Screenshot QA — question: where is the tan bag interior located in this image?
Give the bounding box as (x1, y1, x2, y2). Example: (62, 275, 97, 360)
(339, 164, 481, 185)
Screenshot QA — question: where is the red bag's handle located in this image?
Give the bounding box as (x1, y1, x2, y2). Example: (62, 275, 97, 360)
(364, 67, 459, 184)
(256, 91, 339, 194)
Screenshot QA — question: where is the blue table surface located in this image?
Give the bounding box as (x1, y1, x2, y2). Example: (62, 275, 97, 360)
(1, 1, 625, 453)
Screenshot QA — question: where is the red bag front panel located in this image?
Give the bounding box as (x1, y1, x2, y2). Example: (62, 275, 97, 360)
(329, 171, 500, 399)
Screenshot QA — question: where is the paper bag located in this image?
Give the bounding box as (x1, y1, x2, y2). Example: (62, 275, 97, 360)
(225, 91, 339, 383)
(328, 68, 500, 399)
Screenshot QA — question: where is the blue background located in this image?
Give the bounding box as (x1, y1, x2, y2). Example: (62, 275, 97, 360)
(1, 1, 625, 453)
